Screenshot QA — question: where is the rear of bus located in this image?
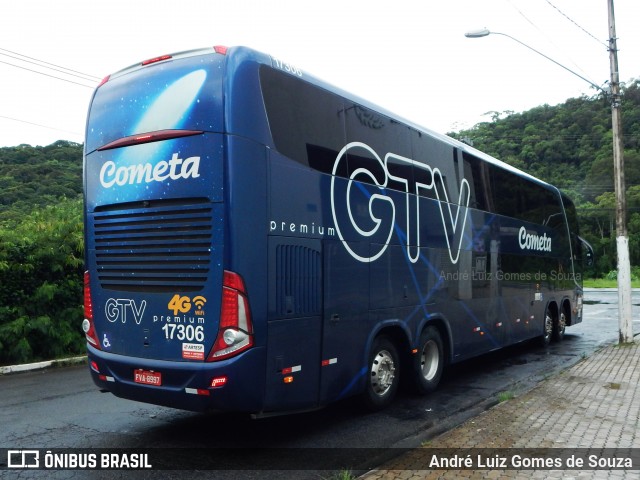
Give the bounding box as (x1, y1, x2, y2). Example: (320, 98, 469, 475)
(83, 47, 263, 412)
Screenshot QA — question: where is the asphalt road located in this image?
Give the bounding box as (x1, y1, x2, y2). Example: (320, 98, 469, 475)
(1, 288, 637, 479)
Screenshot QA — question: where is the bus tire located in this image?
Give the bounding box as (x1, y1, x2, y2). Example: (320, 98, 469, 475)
(413, 326, 444, 395)
(362, 336, 400, 411)
(540, 308, 553, 347)
(553, 311, 566, 342)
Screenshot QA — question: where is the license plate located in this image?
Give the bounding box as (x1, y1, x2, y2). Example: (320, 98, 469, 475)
(134, 369, 162, 386)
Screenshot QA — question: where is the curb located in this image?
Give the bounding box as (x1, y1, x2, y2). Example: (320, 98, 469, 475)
(0, 355, 87, 375)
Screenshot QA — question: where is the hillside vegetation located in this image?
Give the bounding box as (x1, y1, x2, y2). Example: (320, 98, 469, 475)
(0, 141, 84, 364)
(1, 81, 639, 364)
(449, 79, 640, 278)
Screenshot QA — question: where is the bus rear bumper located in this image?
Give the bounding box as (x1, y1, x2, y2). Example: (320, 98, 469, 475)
(87, 344, 266, 413)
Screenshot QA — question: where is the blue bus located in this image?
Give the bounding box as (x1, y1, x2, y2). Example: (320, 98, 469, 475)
(83, 46, 592, 415)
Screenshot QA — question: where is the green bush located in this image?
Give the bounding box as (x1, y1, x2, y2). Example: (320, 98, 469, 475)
(0, 197, 84, 365)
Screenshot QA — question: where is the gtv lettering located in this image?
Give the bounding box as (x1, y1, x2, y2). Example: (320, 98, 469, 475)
(330, 142, 471, 264)
(99, 153, 200, 188)
(105, 298, 147, 325)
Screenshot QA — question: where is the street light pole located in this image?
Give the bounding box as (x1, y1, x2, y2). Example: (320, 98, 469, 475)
(466, 0, 634, 344)
(607, 0, 633, 343)
(464, 29, 605, 94)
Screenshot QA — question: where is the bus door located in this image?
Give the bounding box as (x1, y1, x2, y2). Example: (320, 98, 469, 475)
(451, 233, 508, 359)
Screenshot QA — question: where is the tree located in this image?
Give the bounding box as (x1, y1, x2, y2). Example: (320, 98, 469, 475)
(0, 197, 84, 365)
(449, 79, 640, 277)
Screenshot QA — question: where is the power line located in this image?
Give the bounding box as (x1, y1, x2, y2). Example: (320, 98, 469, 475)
(0, 48, 100, 82)
(543, 0, 609, 49)
(0, 48, 96, 142)
(0, 114, 82, 137)
(504, 0, 602, 88)
(0, 59, 94, 88)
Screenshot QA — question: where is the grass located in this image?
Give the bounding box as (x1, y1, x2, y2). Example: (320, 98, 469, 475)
(327, 470, 356, 480)
(584, 278, 640, 288)
(497, 391, 515, 403)
(582, 278, 640, 288)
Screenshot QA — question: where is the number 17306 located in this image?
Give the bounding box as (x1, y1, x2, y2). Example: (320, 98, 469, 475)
(161, 323, 204, 342)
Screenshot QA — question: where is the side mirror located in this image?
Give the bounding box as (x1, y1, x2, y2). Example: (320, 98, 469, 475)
(579, 236, 594, 267)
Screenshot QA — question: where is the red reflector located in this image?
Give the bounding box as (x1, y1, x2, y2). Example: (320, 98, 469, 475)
(90, 361, 100, 373)
(210, 376, 228, 388)
(142, 54, 172, 66)
(214, 45, 228, 55)
(282, 365, 301, 374)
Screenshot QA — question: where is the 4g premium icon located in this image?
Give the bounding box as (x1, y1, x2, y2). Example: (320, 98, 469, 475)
(167, 294, 207, 316)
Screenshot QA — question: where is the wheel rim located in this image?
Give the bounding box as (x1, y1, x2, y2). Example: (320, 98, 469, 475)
(558, 312, 566, 333)
(370, 349, 396, 397)
(420, 340, 440, 381)
(544, 313, 553, 341)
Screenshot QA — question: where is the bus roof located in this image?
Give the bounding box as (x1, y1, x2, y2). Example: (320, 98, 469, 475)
(97, 45, 554, 192)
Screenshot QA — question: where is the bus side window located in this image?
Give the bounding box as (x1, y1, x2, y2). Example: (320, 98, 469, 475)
(260, 66, 345, 175)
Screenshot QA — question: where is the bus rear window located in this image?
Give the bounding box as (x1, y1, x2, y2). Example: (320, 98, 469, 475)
(86, 53, 225, 153)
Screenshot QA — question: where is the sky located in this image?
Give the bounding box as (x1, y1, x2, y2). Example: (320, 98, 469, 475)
(0, 0, 638, 148)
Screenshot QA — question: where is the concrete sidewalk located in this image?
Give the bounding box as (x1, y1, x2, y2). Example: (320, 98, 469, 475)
(363, 340, 640, 479)
(0, 355, 85, 375)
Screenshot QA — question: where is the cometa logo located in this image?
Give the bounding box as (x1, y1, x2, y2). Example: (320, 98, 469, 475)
(518, 226, 552, 252)
(99, 153, 200, 188)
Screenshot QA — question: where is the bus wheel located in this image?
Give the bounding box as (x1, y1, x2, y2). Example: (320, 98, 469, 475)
(413, 326, 444, 395)
(362, 336, 400, 411)
(541, 309, 553, 347)
(553, 311, 566, 342)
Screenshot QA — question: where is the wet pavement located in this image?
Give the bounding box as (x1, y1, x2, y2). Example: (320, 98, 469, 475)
(363, 338, 640, 479)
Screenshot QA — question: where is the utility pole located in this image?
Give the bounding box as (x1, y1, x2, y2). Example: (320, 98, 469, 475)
(608, 0, 633, 343)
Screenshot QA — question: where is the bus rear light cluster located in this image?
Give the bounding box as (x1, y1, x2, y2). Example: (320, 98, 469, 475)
(83, 272, 101, 349)
(207, 271, 254, 361)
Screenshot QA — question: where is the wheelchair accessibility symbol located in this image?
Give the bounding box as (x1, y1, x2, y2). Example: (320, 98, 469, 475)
(102, 333, 112, 349)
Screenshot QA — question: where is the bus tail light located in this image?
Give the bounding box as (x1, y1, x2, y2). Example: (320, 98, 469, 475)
(82, 271, 101, 349)
(97, 129, 203, 151)
(207, 271, 254, 361)
(141, 54, 172, 66)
